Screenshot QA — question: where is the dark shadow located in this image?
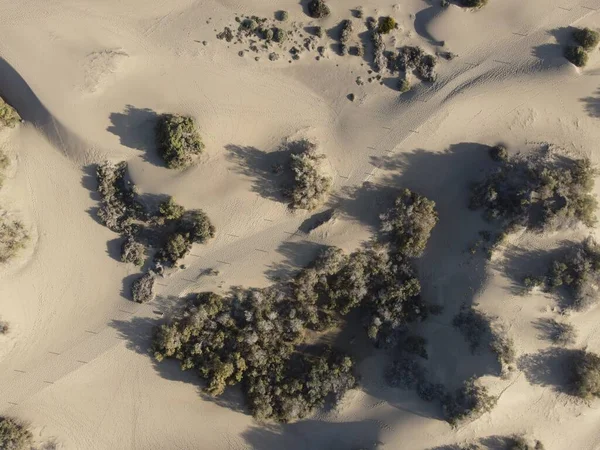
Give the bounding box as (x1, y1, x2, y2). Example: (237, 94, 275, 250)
(225, 144, 291, 204)
(265, 239, 328, 281)
(358, 30, 376, 68)
(107, 237, 123, 263)
(120, 273, 141, 301)
(299, 0, 312, 17)
(107, 105, 162, 165)
(243, 420, 384, 450)
(517, 347, 576, 392)
(0, 57, 89, 159)
(327, 21, 346, 55)
(581, 88, 600, 118)
(531, 27, 575, 68)
(298, 208, 336, 233)
(414, 2, 445, 47)
(82, 164, 103, 226)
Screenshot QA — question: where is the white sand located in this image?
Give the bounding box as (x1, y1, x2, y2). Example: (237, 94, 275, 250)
(1, 0, 600, 448)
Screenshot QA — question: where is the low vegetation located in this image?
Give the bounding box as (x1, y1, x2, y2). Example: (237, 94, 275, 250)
(460, 0, 489, 7)
(545, 319, 577, 346)
(378, 16, 396, 34)
(131, 272, 155, 303)
(0, 150, 9, 188)
(158, 197, 185, 222)
(286, 140, 331, 210)
(155, 114, 204, 169)
(121, 235, 145, 266)
(565, 45, 588, 67)
(0, 416, 32, 450)
(565, 27, 599, 67)
(398, 46, 437, 82)
(442, 377, 497, 426)
(470, 146, 597, 232)
(505, 436, 546, 450)
(570, 349, 600, 399)
(0, 213, 28, 263)
(307, 0, 330, 18)
(0, 97, 21, 129)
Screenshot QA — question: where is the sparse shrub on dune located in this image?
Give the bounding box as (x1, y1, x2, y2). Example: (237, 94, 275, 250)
(470, 147, 598, 232)
(307, 0, 330, 18)
(286, 140, 331, 210)
(121, 235, 145, 267)
(378, 16, 396, 34)
(398, 46, 437, 82)
(0, 319, 9, 334)
(545, 319, 577, 346)
(460, 0, 489, 7)
(573, 27, 600, 51)
(0, 97, 21, 129)
(159, 197, 185, 221)
(156, 114, 204, 169)
(442, 377, 497, 426)
(131, 272, 155, 303)
(371, 30, 386, 73)
(0, 416, 33, 450)
(157, 232, 192, 265)
(96, 161, 145, 234)
(569, 349, 600, 399)
(506, 436, 546, 450)
(380, 188, 439, 258)
(0, 213, 28, 263)
(340, 19, 353, 44)
(489, 145, 508, 163)
(565, 45, 589, 67)
(399, 78, 411, 93)
(179, 209, 216, 243)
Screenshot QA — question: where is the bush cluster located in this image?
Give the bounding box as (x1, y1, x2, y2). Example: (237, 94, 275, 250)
(0, 97, 21, 129)
(308, 0, 330, 18)
(569, 349, 600, 399)
(0, 416, 32, 450)
(442, 377, 497, 426)
(96, 161, 145, 234)
(0, 213, 28, 263)
(132, 272, 155, 303)
(397, 46, 437, 82)
(153, 291, 355, 422)
(546, 319, 577, 346)
(286, 140, 332, 210)
(566, 27, 599, 67)
(156, 114, 204, 169)
(121, 235, 145, 266)
(470, 147, 597, 232)
(371, 30, 386, 73)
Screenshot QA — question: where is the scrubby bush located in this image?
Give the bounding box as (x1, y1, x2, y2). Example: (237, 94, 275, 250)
(159, 197, 185, 221)
(277, 10, 289, 21)
(573, 27, 600, 51)
(398, 46, 437, 82)
(380, 188, 438, 257)
(180, 209, 216, 243)
(157, 233, 192, 264)
(287, 140, 331, 210)
(340, 19, 353, 44)
(96, 161, 145, 234)
(378, 16, 396, 34)
(570, 349, 600, 399)
(371, 31, 386, 72)
(489, 145, 508, 163)
(0, 150, 9, 188)
(461, 0, 488, 7)
(505, 436, 545, 450)
(545, 319, 577, 346)
(156, 114, 204, 169)
(121, 235, 145, 266)
(565, 46, 588, 67)
(0, 320, 9, 334)
(399, 78, 411, 93)
(442, 378, 497, 426)
(0, 97, 21, 129)
(153, 290, 355, 422)
(0, 416, 32, 450)
(0, 214, 28, 263)
(308, 0, 330, 18)
(470, 147, 597, 231)
(273, 27, 287, 43)
(131, 272, 155, 303)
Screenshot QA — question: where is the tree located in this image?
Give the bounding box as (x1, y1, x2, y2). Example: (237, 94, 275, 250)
(570, 349, 600, 399)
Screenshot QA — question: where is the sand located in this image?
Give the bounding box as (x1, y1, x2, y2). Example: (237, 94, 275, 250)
(1, 0, 600, 448)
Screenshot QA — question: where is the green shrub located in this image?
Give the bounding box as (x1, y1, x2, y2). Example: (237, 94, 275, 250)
(156, 114, 204, 169)
(570, 349, 600, 399)
(159, 197, 185, 221)
(273, 28, 287, 43)
(565, 45, 588, 67)
(0, 416, 32, 450)
(546, 319, 577, 346)
(308, 0, 330, 18)
(0, 213, 28, 263)
(131, 272, 155, 303)
(380, 188, 438, 257)
(378, 16, 396, 34)
(287, 140, 331, 210)
(442, 378, 497, 426)
(157, 233, 192, 264)
(0, 97, 21, 129)
(573, 27, 600, 51)
(121, 235, 146, 266)
(180, 209, 216, 243)
(399, 78, 411, 93)
(277, 10, 289, 21)
(398, 46, 437, 82)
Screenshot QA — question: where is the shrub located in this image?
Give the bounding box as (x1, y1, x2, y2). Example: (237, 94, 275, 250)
(0, 213, 28, 263)
(442, 378, 497, 426)
(489, 145, 508, 163)
(573, 27, 600, 51)
(398, 46, 437, 82)
(340, 19, 353, 44)
(378, 16, 396, 34)
(461, 0, 488, 7)
(157, 232, 192, 264)
(273, 27, 287, 43)
(565, 46, 588, 67)
(0, 97, 21, 129)
(131, 272, 155, 303)
(506, 436, 545, 450)
(96, 161, 145, 234)
(470, 148, 598, 231)
(277, 10, 289, 21)
(546, 319, 577, 346)
(0, 416, 33, 450)
(0, 320, 9, 334)
(380, 188, 438, 257)
(121, 235, 146, 266)
(159, 197, 185, 221)
(156, 114, 204, 169)
(372, 31, 386, 72)
(287, 140, 332, 210)
(399, 78, 411, 93)
(570, 349, 600, 399)
(180, 209, 216, 243)
(308, 0, 330, 18)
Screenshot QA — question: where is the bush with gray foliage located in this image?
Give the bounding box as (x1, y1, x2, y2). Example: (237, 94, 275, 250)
(0, 213, 28, 263)
(442, 377, 497, 426)
(286, 140, 331, 210)
(0, 416, 32, 450)
(398, 46, 437, 82)
(121, 235, 145, 266)
(131, 272, 155, 303)
(156, 114, 204, 169)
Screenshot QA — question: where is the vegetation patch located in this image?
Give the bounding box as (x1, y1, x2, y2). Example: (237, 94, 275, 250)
(0, 97, 21, 129)
(378, 16, 396, 34)
(0, 416, 32, 450)
(460, 0, 489, 7)
(0, 213, 28, 263)
(569, 349, 600, 399)
(156, 114, 204, 169)
(397, 46, 437, 82)
(565, 46, 588, 67)
(121, 235, 145, 266)
(442, 377, 497, 426)
(307, 0, 330, 18)
(286, 140, 332, 210)
(132, 272, 155, 304)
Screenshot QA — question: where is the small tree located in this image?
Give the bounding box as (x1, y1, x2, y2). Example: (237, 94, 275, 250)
(156, 114, 204, 169)
(565, 46, 588, 67)
(573, 27, 600, 51)
(570, 349, 600, 399)
(159, 197, 185, 221)
(158, 233, 191, 264)
(442, 378, 497, 426)
(181, 209, 216, 243)
(0, 416, 33, 450)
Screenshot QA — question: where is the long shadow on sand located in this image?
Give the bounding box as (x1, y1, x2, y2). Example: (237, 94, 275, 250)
(531, 27, 575, 69)
(414, 1, 446, 47)
(581, 88, 600, 119)
(517, 347, 577, 394)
